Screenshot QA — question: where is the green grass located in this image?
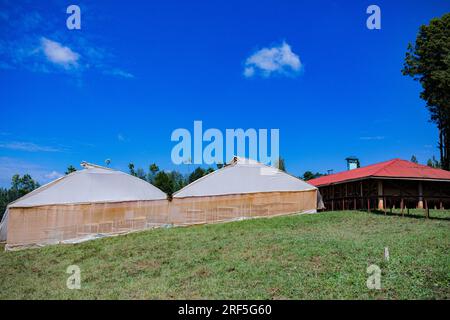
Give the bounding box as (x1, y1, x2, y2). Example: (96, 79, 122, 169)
(0, 210, 449, 299)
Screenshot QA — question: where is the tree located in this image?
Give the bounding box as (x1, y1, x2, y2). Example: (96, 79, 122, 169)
(402, 13, 450, 170)
(216, 163, 224, 169)
(128, 163, 136, 176)
(189, 167, 206, 184)
(11, 174, 39, 196)
(153, 171, 173, 195)
(147, 163, 160, 183)
(302, 171, 315, 181)
(411, 155, 418, 164)
(135, 168, 146, 181)
(149, 163, 159, 175)
(168, 171, 186, 193)
(276, 157, 286, 172)
(302, 171, 324, 181)
(427, 155, 440, 168)
(1, 174, 40, 217)
(187, 167, 215, 184)
(65, 165, 77, 175)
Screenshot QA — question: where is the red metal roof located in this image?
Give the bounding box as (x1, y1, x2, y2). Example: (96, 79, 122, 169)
(308, 159, 450, 186)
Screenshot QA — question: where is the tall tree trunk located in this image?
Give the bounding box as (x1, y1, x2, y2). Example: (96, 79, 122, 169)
(439, 121, 444, 167)
(444, 125, 450, 170)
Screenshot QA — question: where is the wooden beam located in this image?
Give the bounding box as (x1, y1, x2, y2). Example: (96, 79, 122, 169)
(418, 182, 424, 209)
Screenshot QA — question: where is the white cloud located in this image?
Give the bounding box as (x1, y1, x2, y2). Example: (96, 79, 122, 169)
(0, 157, 61, 187)
(117, 133, 126, 142)
(0, 3, 133, 80)
(0, 141, 61, 152)
(244, 41, 302, 78)
(105, 68, 135, 79)
(359, 136, 385, 140)
(41, 37, 79, 69)
(44, 171, 64, 180)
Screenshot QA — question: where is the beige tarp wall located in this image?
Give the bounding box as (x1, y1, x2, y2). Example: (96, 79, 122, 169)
(170, 190, 317, 225)
(6, 190, 317, 248)
(7, 200, 169, 248)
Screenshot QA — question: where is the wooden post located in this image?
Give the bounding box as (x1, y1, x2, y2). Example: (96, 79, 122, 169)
(367, 198, 370, 212)
(377, 180, 384, 210)
(345, 184, 348, 211)
(383, 196, 386, 215)
(360, 182, 363, 209)
(417, 182, 424, 209)
(401, 198, 404, 217)
(332, 185, 335, 211)
(425, 199, 429, 219)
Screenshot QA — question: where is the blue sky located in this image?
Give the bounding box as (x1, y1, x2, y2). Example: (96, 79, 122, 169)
(0, 0, 449, 187)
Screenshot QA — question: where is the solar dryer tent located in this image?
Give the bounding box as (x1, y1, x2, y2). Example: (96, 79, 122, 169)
(0, 163, 168, 249)
(170, 157, 319, 225)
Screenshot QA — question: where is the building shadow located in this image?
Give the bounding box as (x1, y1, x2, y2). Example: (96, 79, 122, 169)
(360, 209, 450, 221)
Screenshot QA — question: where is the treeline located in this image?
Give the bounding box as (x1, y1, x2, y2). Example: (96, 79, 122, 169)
(410, 155, 442, 168)
(127, 162, 215, 197)
(402, 13, 450, 170)
(0, 159, 318, 219)
(1, 155, 440, 219)
(0, 174, 40, 219)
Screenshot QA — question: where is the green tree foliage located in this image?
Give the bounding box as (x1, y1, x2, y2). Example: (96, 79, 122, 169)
(11, 174, 40, 196)
(411, 155, 418, 163)
(302, 171, 324, 181)
(135, 168, 147, 181)
(153, 171, 173, 195)
(168, 171, 186, 193)
(402, 13, 450, 170)
(128, 163, 136, 176)
(276, 157, 286, 172)
(427, 156, 441, 168)
(216, 163, 224, 169)
(126, 163, 188, 196)
(65, 165, 77, 175)
(149, 163, 159, 175)
(0, 174, 40, 218)
(147, 163, 160, 183)
(188, 167, 205, 184)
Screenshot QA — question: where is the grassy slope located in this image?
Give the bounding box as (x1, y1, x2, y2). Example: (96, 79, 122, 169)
(0, 210, 449, 299)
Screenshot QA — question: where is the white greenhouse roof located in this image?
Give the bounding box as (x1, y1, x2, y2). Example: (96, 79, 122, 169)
(173, 156, 316, 198)
(9, 163, 167, 208)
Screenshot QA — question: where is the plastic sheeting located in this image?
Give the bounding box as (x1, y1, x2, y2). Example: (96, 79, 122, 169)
(170, 190, 317, 225)
(5, 190, 317, 249)
(317, 190, 325, 210)
(0, 209, 8, 242)
(0, 163, 168, 245)
(2, 159, 319, 249)
(173, 156, 317, 198)
(6, 200, 169, 249)
(9, 165, 167, 208)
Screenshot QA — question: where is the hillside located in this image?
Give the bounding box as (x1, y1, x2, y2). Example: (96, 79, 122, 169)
(0, 210, 449, 299)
